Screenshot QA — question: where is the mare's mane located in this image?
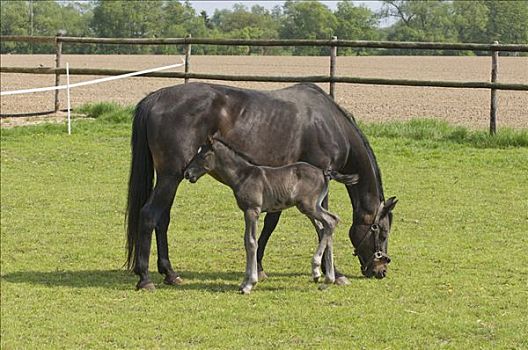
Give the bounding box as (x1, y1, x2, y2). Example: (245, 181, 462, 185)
(303, 83, 385, 201)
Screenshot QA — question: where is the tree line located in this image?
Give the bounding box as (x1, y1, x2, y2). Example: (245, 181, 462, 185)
(1, 0, 527, 55)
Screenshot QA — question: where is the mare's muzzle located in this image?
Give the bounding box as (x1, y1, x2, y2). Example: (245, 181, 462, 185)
(183, 169, 198, 183)
(354, 203, 392, 279)
(360, 250, 391, 279)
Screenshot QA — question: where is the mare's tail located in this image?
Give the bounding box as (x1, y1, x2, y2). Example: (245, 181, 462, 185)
(325, 170, 359, 186)
(125, 98, 154, 270)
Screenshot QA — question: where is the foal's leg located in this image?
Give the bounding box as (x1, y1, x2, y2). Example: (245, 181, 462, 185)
(309, 219, 325, 282)
(310, 216, 335, 284)
(257, 211, 282, 281)
(135, 175, 179, 290)
(320, 195, 350, 286)
(241, 208, 260, 294)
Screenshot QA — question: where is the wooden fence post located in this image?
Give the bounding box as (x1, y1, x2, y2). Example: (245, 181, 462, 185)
(184, 34, 191, 84)
(490, 41, 499, 135)
(54, 31, 64, 112)
(329, 36, 337, 99)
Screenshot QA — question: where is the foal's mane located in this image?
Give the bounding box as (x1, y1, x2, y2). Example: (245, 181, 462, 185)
(211, 137, 262, 167)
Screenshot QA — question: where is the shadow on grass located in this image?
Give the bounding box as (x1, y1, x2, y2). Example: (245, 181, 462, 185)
(2, 269, 359, 292)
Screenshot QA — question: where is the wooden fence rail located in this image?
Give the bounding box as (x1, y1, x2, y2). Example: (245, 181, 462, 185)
(2, 34, 528, 134)
(2, 66, 527, 92)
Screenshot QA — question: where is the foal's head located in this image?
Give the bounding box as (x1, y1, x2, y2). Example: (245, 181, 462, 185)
(184, 143, 215, 183)
(349, 197, 398, 279)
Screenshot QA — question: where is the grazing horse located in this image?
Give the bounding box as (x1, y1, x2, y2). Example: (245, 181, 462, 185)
(183, 137, 359, 293)
(126, 82, 397, 290)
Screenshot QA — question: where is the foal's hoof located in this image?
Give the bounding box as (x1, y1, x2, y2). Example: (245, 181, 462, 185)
(136, 280, 156, 291)
(164, 273, 183, 286)
(335, 275, 351, 286)
(239, 286, 253, 295)
(258, 270, 268, 281)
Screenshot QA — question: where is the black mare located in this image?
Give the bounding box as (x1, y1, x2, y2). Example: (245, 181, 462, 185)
(126, 82, 397, 290)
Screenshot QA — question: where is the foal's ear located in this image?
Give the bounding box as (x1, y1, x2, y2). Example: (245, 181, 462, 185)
(209, 131, 223, 144)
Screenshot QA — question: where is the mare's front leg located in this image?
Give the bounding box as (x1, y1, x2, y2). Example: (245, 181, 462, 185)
(241, 208, 260, 294)
(257, 211, 282, 281)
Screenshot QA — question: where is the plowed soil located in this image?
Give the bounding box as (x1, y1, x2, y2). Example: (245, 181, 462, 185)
(1, 54, 527, 129)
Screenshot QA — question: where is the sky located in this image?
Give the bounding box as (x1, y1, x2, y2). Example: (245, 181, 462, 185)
(188, 1, 390, 26)
(189, 1, 384, 14)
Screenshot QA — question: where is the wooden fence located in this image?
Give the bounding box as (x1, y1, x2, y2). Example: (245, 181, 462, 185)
(2, 34, 528, 134)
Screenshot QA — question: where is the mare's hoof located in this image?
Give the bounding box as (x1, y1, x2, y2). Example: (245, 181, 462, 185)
(136, 281, 156, 291)
(258, 270, 268, 281)
(313, 276, 320, 283)
(164, 273, 183, 286)
(335, 276, 351, 286)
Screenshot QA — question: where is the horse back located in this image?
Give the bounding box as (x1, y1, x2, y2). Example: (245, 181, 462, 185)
(137, 82, 358, 176)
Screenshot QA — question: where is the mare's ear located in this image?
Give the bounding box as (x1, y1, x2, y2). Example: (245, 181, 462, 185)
(382, 196, 398, 217)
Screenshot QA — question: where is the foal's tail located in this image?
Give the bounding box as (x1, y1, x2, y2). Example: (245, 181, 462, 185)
(325, 170, 359, 186)
(125, 98, 155, 271)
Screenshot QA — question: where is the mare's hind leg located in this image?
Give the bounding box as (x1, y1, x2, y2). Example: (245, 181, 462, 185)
(135, 175, 179, 290)
(156, 197, 183, 286)
(257, 211, 282, 281)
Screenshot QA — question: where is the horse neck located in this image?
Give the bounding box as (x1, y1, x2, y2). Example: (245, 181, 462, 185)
(349, 180, 383, 224)
(346, 128, 385, 224)
(212, 142, 253, 187)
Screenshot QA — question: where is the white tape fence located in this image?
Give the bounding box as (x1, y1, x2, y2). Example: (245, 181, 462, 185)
(1, 59, 185, 134)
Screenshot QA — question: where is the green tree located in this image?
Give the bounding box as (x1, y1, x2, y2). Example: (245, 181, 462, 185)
(280, 0, 337, 55)
(381, 0, 458, 54)
(157, 0, 208, 54)
(482, 0, 528, 45)
(91, 1, 165, 53)
(1, 1, 92, 53)
(209, 4, 280, 54)
(1, 1, 31, 53)
(452, 0, 489, 44)
(334, 0, 380, 55)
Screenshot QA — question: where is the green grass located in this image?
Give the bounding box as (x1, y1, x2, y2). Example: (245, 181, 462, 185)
(1, 111, 527, 349)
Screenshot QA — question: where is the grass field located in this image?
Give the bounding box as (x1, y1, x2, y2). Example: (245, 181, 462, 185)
(1, 109, 527, 349)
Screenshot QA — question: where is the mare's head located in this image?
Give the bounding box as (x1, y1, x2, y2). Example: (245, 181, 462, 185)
(350, 197, 398, 279)
(184, 143, 216, 183)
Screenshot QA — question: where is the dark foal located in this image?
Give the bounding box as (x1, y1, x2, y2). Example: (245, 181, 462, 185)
(184, 138, 359, 294)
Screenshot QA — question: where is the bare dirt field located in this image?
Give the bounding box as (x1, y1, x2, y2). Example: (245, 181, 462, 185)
(1, 54, 527, 129)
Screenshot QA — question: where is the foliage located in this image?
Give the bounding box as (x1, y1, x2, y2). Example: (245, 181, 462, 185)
(1, 0, 527, 55)
(1, 116, 527, 348)
(381, 0, 528, 55)
(335, 0, 381, 55)
(280, 0, 337, 55)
